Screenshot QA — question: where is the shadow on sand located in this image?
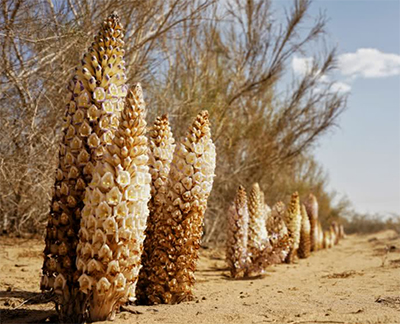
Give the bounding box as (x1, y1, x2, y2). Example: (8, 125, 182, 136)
(0, 290, 56, 324)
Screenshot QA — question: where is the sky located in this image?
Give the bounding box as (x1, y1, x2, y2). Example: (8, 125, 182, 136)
(291, 0, 400, 216)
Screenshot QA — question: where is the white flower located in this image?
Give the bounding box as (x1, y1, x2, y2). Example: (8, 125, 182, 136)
(101, 172, 114, 190)
(125, 185, 139, 201)
(114, 201, 128, 218)
(78, 275, 93, 295)
(54, 274, 67, 290)
(93, 87, 106, 102)
(106, 187, 122, 205)
(87, 104, 99, 121)
(98, 244, 113, 261)
(103, 216, 118, 236)
(108, 84, 119, 98)
(96, 277, 111, 295)
(93, 229, 107, 245)
(87, 259, 102, 273)
(193, 172, 203, 183)
(116, 170, 130, 187)
(87, 215, 97, 229)
(80, 227, 90, 242)
(114, 273, 126, 292)
(116, 98, 124, 111)
(185, 152, 197, 165)
(88, 133, 100, 148)
(77, 90, 91, 107)
(183, 164, 194, 177)
(126, 284, 136, 302)
(96, 202, 112, 219)
(82, 242, 94, 258)
(106, 260, 120, 275)
(91, 188, 104, 205)
(76, 258, 87, 272)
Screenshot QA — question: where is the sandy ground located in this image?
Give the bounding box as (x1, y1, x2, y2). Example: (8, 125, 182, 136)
(1, 230, 399, 324)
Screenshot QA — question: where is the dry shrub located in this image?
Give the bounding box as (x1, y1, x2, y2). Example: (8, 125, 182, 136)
(0, 0, 349, 244)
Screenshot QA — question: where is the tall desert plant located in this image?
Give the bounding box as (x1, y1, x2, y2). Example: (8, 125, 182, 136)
(317, 221, 324, 249)
(226, 185, 250, 278)
(267, 201, 291, 262)
(41, 13, 127, 322)
(305, 193, 319, 251)
(249, 201, 291, 273)
(284, 192, 302, 263)
(137, 115, 175, 303)
(139, 111, 216, 305)
(247, 183, 269, 262)
(298, 204, 311, 259)
(76, 86, 151, 321)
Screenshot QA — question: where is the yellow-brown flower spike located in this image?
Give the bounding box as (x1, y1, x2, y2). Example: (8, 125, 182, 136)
(298, 204, 311, 259)
(323, 230, 333, 249)
(266, 201, 291, 263)
(226, 185, 250, 279)
(284, 192, 301, 263)
(317, 221, 324, 250)
(75, 85, 151, 321)
(305, 194, 319, 252)
(247, 201, 292, 275)
(247, 183, 269, 263)
(330, 225, 338, 246)
(339, 224, 346, 239)
(41, 13, 126, 322)
(140, 111, 216, 305)
(136, 115, 175, 303)
(331, 221, 340, 245)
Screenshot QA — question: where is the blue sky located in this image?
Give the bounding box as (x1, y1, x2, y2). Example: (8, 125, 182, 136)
(301, 0, 400, 216)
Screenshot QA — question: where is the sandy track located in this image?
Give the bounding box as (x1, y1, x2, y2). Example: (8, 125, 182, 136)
(1, 230, 399, 324)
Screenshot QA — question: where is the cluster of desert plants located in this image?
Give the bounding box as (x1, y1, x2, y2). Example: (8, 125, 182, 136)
(40, 14, 216, 323)
(0, 0, 349, 241)
(226, 185, 346, 278)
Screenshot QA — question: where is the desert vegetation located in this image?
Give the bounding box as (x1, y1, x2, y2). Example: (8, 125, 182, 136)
(1, 1, 399, 323)
(0, 0, 352, 238)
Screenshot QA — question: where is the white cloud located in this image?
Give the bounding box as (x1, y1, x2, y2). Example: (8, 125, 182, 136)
(331, 81, 351, 93)
(292, 56, 314, 76)
(338, 48, 400, 78)
(292, 56, 351, 93)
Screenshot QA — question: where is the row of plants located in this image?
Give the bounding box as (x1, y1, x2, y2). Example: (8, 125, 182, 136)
(226, 184, 345, 278)
(39, 13, 345, 323)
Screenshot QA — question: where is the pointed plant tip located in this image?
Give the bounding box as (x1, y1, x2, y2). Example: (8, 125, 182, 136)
(200, 110, 209, 119)
(108, 11, 120, 21)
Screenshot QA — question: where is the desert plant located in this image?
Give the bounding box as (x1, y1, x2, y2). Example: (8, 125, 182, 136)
(139, 111, 216, 305)
(248, 201, 292, 273)
(323, 230, 332, 249)
(298, 204, 311, 259)
(266, 202, 291, 263)
(226, 185, 250, 278)
(247, 183, 269, 264)
(137, 115, 175, 303)
(339, 224, 346, 238)
(75, 85, 150, 321)
(267, 202, 290, 247)
(331, 221, 340, 244)
(305, 193, 319, 252)
(40, 13, 127, 322)
(330, 225, 338, 246)
(284, 192, 302, 263)
(317, 221, 324, 249)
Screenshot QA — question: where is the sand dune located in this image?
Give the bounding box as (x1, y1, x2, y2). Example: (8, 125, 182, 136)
(1, 230, 399, 324)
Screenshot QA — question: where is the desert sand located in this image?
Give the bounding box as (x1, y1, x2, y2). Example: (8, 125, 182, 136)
(1, 230, 399, 324)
